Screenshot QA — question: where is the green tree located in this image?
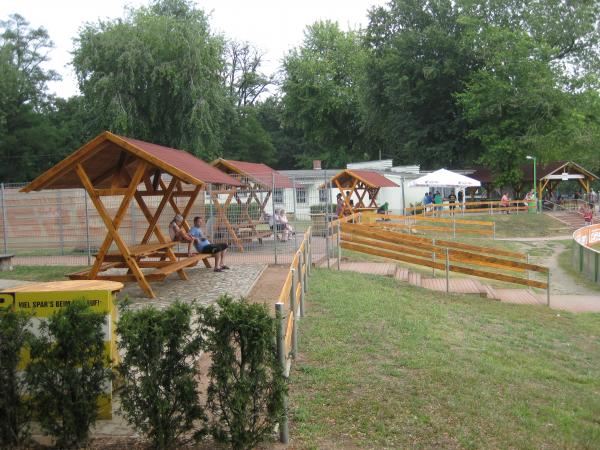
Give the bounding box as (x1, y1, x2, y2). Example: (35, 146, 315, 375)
(282, 21, 367, 168)
(220, 107, 277, 164)
(0, 14, 63, 182)
(26, 301, 110, 449)
(72, 0, 227, 157)
(456, 0, 600, 185)
(363, 0, 481, 169)
(0, 307, 32, 448)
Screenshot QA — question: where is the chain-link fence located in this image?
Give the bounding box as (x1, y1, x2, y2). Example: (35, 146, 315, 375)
(0, 171, 341, 268)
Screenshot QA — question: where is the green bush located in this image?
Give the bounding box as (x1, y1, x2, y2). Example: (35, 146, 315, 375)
(0, 307, 32, 448)
(26, 300, 110, 449)
(117, 302, 206, 450)
(198, 296, 286, 450)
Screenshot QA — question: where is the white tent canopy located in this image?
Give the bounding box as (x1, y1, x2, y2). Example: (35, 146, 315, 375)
(408, 168, 481, 188)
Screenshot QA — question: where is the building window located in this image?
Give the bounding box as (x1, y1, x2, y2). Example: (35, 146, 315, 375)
(273, 188, 283, 204)
(296, 186, 307, 204)
(319, 188, 328, 203)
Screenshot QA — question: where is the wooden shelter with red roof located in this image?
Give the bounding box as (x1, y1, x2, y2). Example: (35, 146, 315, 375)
(470, 161, 598, 199)
(328, 169, 398, 216)
(211, 159, 294, 248)
(22, 131, 241, 298)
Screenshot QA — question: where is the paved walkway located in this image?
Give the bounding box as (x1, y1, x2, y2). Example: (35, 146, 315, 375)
(323, 260, 600, 313)
(0, 264, 267, 312)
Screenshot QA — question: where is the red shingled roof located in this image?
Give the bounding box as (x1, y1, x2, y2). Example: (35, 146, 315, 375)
(329, 169, 398, 188)
(212, 159, 294, 189)
(21, 131, 242, 192)
(119, 136, 241, 186)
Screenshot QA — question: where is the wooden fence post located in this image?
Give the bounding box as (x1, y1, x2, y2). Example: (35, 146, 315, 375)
(432, 238, 436, 278)
(290, 269, 298, 357)
(445, 248, 450, 293)
(299, 251, 305, 318)
(337, 220, 341, 270)
(275, 302, 289, 444)
(546, 272, 551, 307)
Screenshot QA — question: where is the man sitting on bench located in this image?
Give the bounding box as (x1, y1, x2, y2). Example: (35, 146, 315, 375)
(190, 216, 230, 272)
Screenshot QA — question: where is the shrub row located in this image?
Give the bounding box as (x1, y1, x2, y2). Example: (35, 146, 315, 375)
(0, 295, 285, 450)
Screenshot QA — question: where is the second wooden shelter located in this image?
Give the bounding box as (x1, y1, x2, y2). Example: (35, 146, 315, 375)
(211, 159, 293, 248)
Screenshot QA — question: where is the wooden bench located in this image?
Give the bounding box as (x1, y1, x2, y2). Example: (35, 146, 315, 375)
(0, 253, 15, 271)
(150, 253, 212, 280)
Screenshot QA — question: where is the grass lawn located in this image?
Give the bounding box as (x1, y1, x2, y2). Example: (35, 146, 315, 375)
(466, 213, 570, 238)
(0, 266, 84, 282)
(290, 269, 600, 449)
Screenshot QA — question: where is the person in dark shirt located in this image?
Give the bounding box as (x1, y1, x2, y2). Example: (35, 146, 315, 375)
(448, 191, 457, 215)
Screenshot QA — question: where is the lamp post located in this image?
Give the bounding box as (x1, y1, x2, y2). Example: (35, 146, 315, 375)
(526, 155, 538, 213)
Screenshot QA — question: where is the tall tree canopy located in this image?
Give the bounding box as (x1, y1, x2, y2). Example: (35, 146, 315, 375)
(361, 0, 600, 184)
(72, 0, 227, 158)
(281, 21, 367, 168)
(0, 14, 64, 181)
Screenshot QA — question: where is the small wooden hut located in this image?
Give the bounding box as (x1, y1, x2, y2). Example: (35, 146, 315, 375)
(328, 169, 398, 215)
(22, 131, 241, 298)
(211, 159, 293, 247)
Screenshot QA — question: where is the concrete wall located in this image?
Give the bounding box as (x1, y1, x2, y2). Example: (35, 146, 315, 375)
(572, 223, 600, 285)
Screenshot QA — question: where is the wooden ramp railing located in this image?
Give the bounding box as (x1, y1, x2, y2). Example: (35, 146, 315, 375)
(404, 200, 529, 216)
(361, 213, 495, 238)
(339, 223, 550, 301)
(274, 226, 312, 444)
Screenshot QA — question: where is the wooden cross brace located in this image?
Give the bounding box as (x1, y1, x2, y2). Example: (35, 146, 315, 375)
(210, 188, 244, 251)
(75, 161, 156, 298)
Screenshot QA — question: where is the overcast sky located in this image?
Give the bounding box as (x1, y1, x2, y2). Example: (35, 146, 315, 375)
(1, 0, 388, 99)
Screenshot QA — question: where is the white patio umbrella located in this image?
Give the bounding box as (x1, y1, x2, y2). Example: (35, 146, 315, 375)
(408, 168, 481, 188)
(408, 169, 481, 210)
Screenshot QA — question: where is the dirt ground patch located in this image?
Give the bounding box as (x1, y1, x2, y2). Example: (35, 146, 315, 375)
(247, 264, 291, 311)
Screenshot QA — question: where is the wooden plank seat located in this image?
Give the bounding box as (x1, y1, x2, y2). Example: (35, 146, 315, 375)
(101, 242, 176, 262)
(150, 253, 211, 280)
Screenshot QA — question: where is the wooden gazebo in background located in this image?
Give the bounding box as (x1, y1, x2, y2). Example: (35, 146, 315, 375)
(211, 159, 293, 248)
(470, 161, 598, 199)
(22, 131, 241, 298)
(525, 161, 598, 198)
(328, 169, 398, 215)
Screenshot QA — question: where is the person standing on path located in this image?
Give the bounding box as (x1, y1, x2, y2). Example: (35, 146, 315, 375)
(448, 191, 457, 215)
(434, 191, 443, 216)
(501, 193, 510, 214)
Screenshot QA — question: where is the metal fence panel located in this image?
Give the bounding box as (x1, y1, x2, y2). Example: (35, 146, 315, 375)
(1, 173, 339, 268)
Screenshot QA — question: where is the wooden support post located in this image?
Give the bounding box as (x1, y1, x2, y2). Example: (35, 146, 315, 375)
(290, 268, 298, 358)
(445, 248, 450, 293)
(337, 220, 341, 270)
(76, 162, 155, 298)
(299, 250, 305, 317)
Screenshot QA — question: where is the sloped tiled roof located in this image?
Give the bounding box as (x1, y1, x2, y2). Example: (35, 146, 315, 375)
(330, 169, 399, 188)
(22, 132, 242, 192)
(212, 159, 294, 189)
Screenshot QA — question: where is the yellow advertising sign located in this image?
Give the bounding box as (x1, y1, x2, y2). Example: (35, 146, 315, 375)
(1, 281, 122, 419)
